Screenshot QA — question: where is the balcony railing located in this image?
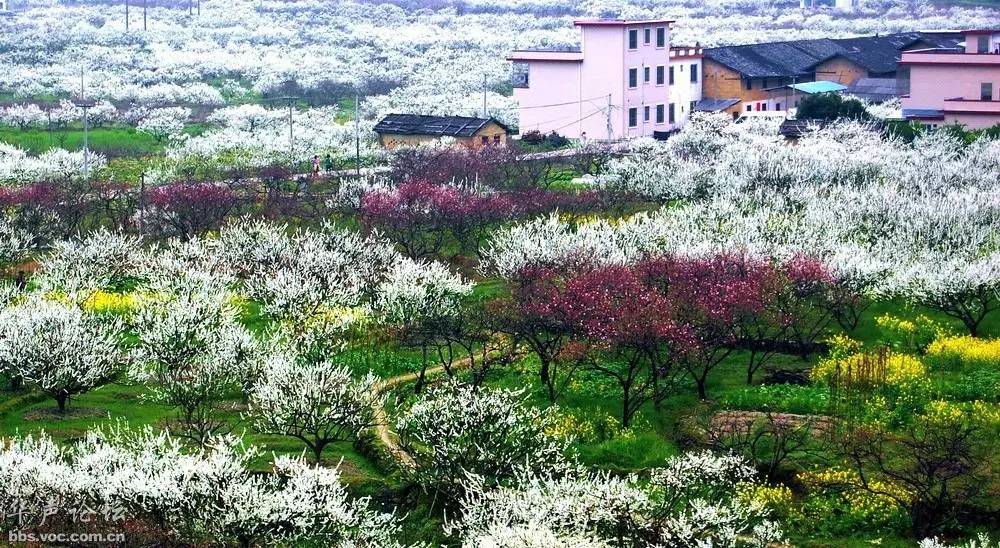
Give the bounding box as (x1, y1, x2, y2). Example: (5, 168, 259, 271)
(942, 98, 1000, 114)
(900, 51, 1000, 66)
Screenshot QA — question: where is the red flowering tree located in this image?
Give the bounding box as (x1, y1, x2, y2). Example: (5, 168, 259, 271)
(777, 255, 840, 359)
(362, 182, 614, 260)
(488, 265, 576, 402)
(560, 265, 694, 426)
(0, 182, 96, 244)
(638, 255, 775, 400)
(144, 182, 242, 241)
(361, 181, 518, 259)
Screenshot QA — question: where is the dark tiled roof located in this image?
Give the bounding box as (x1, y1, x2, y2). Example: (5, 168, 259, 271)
(704, 38, 840, 78)
(695, 98, 741, 111)
(779, 119, 828, 138)
(847, 77, 901, 102)
(374, 114, 508, 137)
(705, 32, 963, 79)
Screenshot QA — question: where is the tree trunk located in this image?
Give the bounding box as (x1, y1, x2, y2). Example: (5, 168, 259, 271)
(312, 440, 327, 464)
(696, 376, 708, 401)
(55, 393, 68, 413)
(621, 389, 632, 428)
(539, 356, 556, 403)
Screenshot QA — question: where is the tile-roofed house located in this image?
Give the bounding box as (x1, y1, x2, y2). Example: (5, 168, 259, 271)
(846, 77, 902, 103)
(374, 114, 510, 149)
(702, 31, 962, 116)
(704, 38, 842, 79)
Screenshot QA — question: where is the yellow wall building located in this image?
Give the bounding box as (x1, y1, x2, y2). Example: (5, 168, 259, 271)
(374, 114, 510, 149)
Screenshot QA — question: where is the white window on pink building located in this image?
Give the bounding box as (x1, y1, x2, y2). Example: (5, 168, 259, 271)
(628, 29, 638, 50)
(656, 27, 665, 48)
(628, 107, 638, 128)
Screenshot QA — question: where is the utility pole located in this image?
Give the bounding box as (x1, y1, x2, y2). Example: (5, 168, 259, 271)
(482, 74, 487, 118)
(281, 95, 298, 166)
(197, 0, 200, 16)
(143, 0, 147, 31)
(75, 100, 96, 185)
(137, 172, 146, 235)
(605, 94, 613, 142)
(125, 0, 129, 32)
(354, 94, 360, 178)
(188, 0, 192, 16)
(46, 109, 52, 149)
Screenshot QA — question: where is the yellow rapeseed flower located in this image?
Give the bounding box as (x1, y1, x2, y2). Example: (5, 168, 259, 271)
(926, 335, 1000, 369)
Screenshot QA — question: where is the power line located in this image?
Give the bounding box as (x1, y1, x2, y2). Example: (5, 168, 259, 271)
(551, 107, 607, 133)
(523, 109, 597, 129)
(494, 95, 610, 111)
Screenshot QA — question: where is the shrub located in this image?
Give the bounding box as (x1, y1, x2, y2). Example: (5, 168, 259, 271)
(926, 335, 1000, 371)
(876, 313, 948, 355)
(544, 131, 570, 148)
(718, 384, 831, 415)
(812, 350, 925, 388)
(520, 130, 545, 145)
(797, 468, 910, 535)
(796, 93, 871, 122)
(938, 366, 1000, 402)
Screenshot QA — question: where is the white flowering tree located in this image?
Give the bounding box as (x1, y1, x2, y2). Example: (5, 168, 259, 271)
(396, 381, 571, 500)
(0, 297, 125, 412)
(131, 292, 259, 446)
(137, 107, 190, 143)
(0, 426, 406, 547)
(0, 143, 107, 186)
(0, 217, 31, 270)
(36, 227, 142, 297)
(1, 103, 45, 129)
(451, 451, 784, 548)
(247, 352, 383, 463)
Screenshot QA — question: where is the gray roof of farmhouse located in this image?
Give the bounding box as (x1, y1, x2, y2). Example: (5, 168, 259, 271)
(695, 98, 741, 111)
(374, 114, 509, 137)
(847, 77, 902, 102)
(779, 119, 828, 138)
(704, 32, 962, 79)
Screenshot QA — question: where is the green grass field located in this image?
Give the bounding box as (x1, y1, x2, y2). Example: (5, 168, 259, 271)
(0, 123, 210, 156)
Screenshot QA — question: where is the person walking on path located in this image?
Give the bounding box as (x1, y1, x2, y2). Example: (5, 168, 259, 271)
(311, 154, 321, 178)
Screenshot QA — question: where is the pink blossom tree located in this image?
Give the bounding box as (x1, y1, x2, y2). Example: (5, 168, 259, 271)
(144, 182, 243, 241)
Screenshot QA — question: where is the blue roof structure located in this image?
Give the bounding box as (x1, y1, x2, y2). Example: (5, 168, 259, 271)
(789, 81, 848, 94)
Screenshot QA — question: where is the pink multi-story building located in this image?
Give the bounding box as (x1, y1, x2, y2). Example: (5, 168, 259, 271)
(900, 29, 1000, 129)
(508, 19, 703, 141)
